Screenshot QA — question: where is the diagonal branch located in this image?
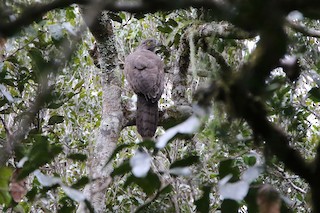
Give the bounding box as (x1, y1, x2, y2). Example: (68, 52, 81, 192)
(0, 0, 88, 37)
(3, 0, 320, 39)
(286, 19, 320, 38)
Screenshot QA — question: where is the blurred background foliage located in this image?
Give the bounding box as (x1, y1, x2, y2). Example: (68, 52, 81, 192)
(1, 1, 320, 212)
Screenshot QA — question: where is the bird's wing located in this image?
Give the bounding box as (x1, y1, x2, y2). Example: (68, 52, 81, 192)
(124, 49, 164, 103)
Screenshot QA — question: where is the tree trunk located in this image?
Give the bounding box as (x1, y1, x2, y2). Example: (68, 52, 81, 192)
(77, 9, 123, 213)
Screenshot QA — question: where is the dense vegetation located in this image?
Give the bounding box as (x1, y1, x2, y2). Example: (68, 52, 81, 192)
(1, 0, 320, 212)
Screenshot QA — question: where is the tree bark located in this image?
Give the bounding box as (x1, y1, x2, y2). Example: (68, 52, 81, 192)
(77, 9, 122, 213)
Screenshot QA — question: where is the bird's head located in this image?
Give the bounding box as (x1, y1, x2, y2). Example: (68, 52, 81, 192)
(138, 38, 161, 52)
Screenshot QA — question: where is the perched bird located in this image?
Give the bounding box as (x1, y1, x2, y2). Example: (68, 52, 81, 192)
(124, 39, 164, 139)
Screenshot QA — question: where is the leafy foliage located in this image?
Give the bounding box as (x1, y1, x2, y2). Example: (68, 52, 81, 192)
(1, 1, 320, 212)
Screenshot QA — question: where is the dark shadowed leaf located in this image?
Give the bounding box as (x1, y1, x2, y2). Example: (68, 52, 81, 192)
(138, 139, 156, 150)
(218, 159, 240, 182)
(0, 97, 7, 108)
(105, 143, 134, 167)
(161, 184, 173, 194)
(67, 153, 87, 162)
(26, 186, 38, 202)
(221, 199, 239, 213)
(28, 48, 48, 78)
(71, 177, 89, 189)
(134, 13, 145, 20)
(308, 87, 320, 102)
(244, 187, 259, 213)
(157, 25, 173, 34)
(195, 185, 212, 213)
(48, 115, 64, 125)
(124, 172, 161, 196)
(108, 12, 123, 23)
(110, 160, 131, 177)
(170, 155, 199, 169)
(47, 102, 64, 109)
(133, 184, 173, 212)
(18, 136, 62, 179)
(167, 19, 178, 27)
(58, 196, 76, 213)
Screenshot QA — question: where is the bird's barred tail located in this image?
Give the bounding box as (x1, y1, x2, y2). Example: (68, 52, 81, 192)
(136, 95, 159, 139)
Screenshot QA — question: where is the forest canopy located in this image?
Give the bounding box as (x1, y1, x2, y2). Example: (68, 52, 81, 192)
(1, 0, 320, 212)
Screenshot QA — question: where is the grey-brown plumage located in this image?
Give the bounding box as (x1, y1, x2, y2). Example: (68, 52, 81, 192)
(124, 39, 164, 138)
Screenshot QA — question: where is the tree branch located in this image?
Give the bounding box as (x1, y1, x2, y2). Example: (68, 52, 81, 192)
(3, 0, 320, 39)
(0, 0, 88, 37)
(123, 105, 193, 130)
(286, 19, 320, 38)
(198, 22, 256, 40)
(193, 0, 314, 190)
(78, 9, 121, 213)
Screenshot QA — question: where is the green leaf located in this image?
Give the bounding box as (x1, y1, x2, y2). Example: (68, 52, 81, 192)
(170, 155, 199, 169)
(58, 196, 76, 213)
(73, 79, 85, 91)
(28, 48, 48, 77)
(218, 159, 240, 182)
(18, 136, 62, 179)
(108, 12, 123, 23)
(134, 184, 173, 212)
(47, 102, 64, 109)
(67, 92, 76, 99)
(134, 13, 145, 20)
(66, 7, 76, 20)
(67, 153, 87, 162)
(160, 184, 173, 194)
(26, 186, 38, 202)
(124, 172, 161, 196)
(308, 87, 320, 102)
(221, 199, 239, 213)
(138, 139, 156, 150)
(244, 187, 259, 213)
(119, 12, 126, 20)
(71, 177, 89, 189)
(167, 18, 178, 27)
(157, 25, 173, 34)
(110, 160, 131, 177)
(48, 115, 64, 125)
(1, 78, 15, 87)
(0, 97, 8, 108)
(0, 167, 12, 205)
(195, 185, 212, 213)
(243, 156, 256, 166)
(105, 143, 134, 166)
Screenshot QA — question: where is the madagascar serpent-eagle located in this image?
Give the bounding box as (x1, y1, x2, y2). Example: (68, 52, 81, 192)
(124, 39, 165, 138)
